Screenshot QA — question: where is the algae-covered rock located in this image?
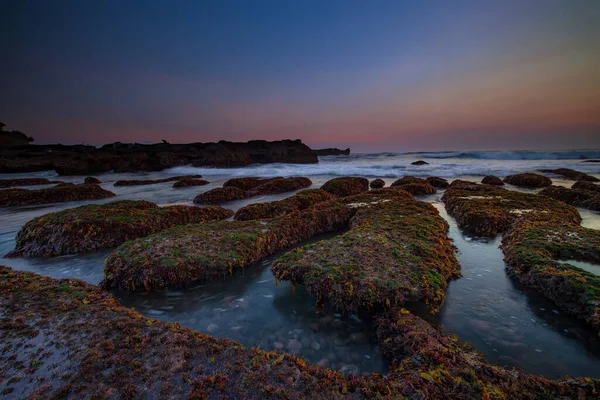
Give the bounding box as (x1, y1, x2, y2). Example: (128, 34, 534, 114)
(502, 220, 600, 333)
(114, 175, 201, 186)
(223, 176, 283, 191)
(481, 175, 504, 186)
(442, 182, 580, 236)
(369, 179, 385, 189)
(84, 176, 101, 185)
(0, 184, 116, 207)
(539, 185, 600, 211)
(0, 177, 52, 188)
(572, 181, 600, 193)
(503, 173, 552, 188)
(539, 168, 599, 182)
(272, 197, 459, 312)
(320, 177, 369, 197)
(102, 203, 354, 292)
(193, 186, 247, 204)
(425, 176, 448, 189)
(6, 200, 233, 257)
(246, 177, 312, 196)
(2, 266, 599, 399)
(390, 176, 436, 195)
(234, 189, 334, 221)
(173, 178, 209, 188)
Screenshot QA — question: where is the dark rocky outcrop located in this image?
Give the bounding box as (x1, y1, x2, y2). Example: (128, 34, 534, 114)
(0, 139, 318, 175)
(83, 176, 101, 185)
(0, 177, 52, 188)
(114, 175, 202, 186)
(195, 177, 312, 205)
(390, 176, 436, 195)
(583, 159, 600, 163)
(503, 173, 552, 188)
(572, 181, 600, 193)
(539, 168, 599, 182)
(234, 189, 334, 221)
(539, 185, 600, 211)
(481, 175, 504, 186)
(172, 178, 209, 188)
(0, 130, 33, 148)
(313, 148, 350, 156)
(0, 183, 116, 207)
(320, 177, 369, 197)
(369, 178, 385, 189)
(6, 200, 233, 257)
(425, 176, 448, 189)
(411, 160, 428, 165)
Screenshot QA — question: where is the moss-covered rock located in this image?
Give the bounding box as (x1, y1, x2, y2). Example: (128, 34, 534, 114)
(84, 176, 101, 185)
(234, 189, 334, 220)
(0, 177, 52, 188)
(223, 176, 283, 191)
(503, 173, 552, 188)
(172, 178, 209, 188)
(481, 175, 504, 186)
(425, 176, 448, 189)
(272, 197, 459, 312)
(114, 175, 202, 186)
(6, 200, 233, 257)
(102, 203, 354, 292)
(390, 177, 436, 195)
(194, 186, 247, 204)
(539, 185, 600, 211)
(4, 267, 597, 399)
(502, 220, 600, 333)
(369, 179, 385, 189)
(572, 181, 600, 193)
(0, 184, 116, 207)
(246, 177, 312, 196)
(539, 168, 599, 182)
(442, 182, 580, 236)
(320, 177, 369, 197)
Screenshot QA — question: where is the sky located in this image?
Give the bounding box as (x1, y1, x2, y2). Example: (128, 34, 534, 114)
(1, 0, 599, 151)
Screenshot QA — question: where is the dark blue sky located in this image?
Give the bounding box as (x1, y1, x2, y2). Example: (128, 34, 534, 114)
(1, 0, 599, 150)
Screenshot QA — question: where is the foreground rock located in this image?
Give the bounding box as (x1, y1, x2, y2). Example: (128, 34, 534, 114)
(173, 178, 209, 188)
(320, 177, 369, 197)
(0, 183, 116, 207)
(539, 168, 599, 182)
(503, 173, 552, 188)
(195, 177, 312, 205)
(0, 177, 52, 188)
(369, 179, 385, 189)
(0, 139, 318, 175)
(272, 196, 459, 312)
(102, 203, 353, 292)
(442, 181, 579, 236)
(114, 175, 201, 186)
(481, 175, 504, 186)
(503, 220, 600, 333)
(425, 176, 448, 189)
(234, 189, 334, 220)
(6, 200, 233, 257)
(390, 176, 436, 195)
(539, 185, 600, 211)
(313, 148, 350, 156)
(4, 267, 597, 399)
(572, 181, 600, 193)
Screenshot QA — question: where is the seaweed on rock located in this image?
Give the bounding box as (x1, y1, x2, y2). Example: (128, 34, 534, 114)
(7, 200, 233, 257)
(503, 173, 552, 188)
(369, 179, 385, 189)
(390, 176, 437, 195)
(195, 177, 312, 205)
(234, 189, 334, 220)
(539, 168, 599, 182)
(425, 176, 448, 189)
(320, 177, 369, 197)
(539, 185, 600, 211)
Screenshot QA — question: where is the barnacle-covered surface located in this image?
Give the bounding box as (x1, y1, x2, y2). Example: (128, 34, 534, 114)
(6, 200, 233, 257)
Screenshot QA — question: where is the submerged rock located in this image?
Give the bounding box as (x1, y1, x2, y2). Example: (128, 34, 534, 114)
(390, 176, 436, 195)
(503, 173, 552, 188)
(0, 177, 52, 188)
(84, 176, 101, 185)
(272, 197, 459, 312)
(539, 185, 600, 211)
(2, 266, 598, 399)
(321, 177, 369, 197)
(7, 200, 233, 257)
(102, 202, 354, 292)
(114, 175, 201, 186)
(234, 189, 334, 220)
(369, 179, 385, 189)
(172, 178, 209, 188)
(539, 168, 598, 182)
(481, 175, 504, 186)
(411, 160, 428, 165)
(425, 176, 448, 189)
(0, 183, 116, 207)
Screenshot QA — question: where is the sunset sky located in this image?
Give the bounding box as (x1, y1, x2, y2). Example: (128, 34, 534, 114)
(1, 0, 599, 151)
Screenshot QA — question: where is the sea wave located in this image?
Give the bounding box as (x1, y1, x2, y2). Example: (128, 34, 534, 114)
(411, 150, 600, 160)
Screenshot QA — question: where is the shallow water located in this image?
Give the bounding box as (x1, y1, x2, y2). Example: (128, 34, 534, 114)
(2, 161, 600, 379)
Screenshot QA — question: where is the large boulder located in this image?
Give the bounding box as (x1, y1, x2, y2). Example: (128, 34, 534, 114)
(503, 173, 552, 188)
(6, 200, 233, 257)
(390, 176, 436, 195)
(425, 176, 448, 189)
(0, 184, 116, 207)
(320, 177, 369, 197)
(369, 179, 385, 189)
